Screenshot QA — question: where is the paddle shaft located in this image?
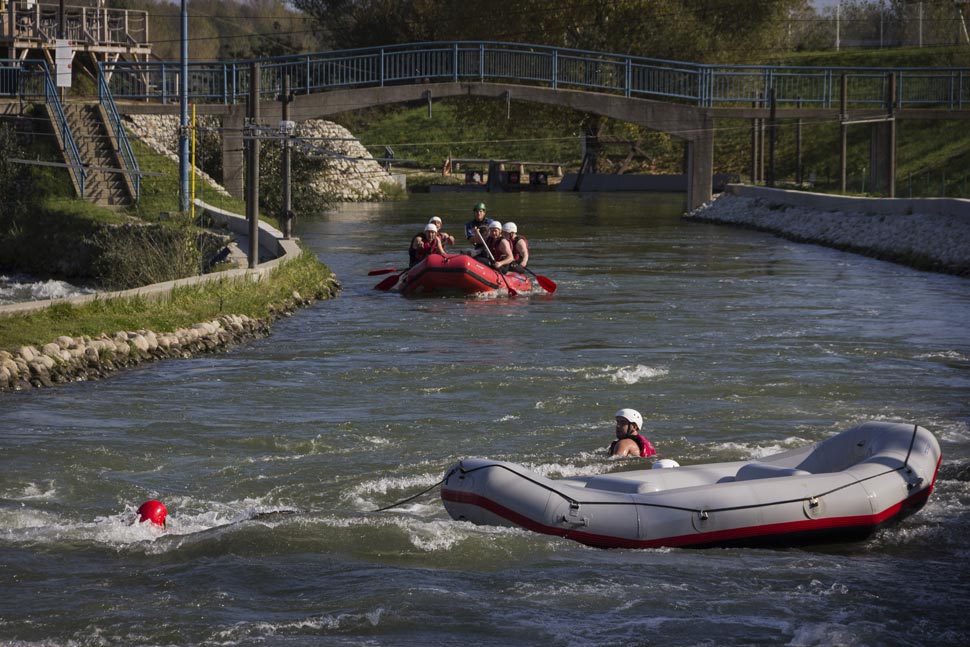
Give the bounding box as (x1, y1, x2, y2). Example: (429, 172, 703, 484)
(476, 229, 516, 296)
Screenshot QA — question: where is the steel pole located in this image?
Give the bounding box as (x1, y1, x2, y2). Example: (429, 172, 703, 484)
(178, 0, 189, 213)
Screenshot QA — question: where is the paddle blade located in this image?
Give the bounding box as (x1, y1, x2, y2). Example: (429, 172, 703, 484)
(368, 268, 400, 276)
(374, 272, 402, 291)
(535, 275, 557, 293)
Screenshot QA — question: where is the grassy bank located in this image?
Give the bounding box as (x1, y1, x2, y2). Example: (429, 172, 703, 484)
(0, 250, 335, 353)
(0, 125, 337, 356)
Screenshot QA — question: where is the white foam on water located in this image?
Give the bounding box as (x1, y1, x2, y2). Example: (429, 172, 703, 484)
(216, 607, 385, 640)
(610, 364, 669, 384)
(0, 274, 95, 305)
(545, 363, 669, 383)
(0, 495, 300, 550)
(343, 471, 442, 510)
(8, 481, 59, 501)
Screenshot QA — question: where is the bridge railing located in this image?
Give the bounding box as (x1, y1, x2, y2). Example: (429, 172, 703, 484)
(96, 41, 969, 110)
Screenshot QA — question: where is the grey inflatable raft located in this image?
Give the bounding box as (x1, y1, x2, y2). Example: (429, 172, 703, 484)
(441, 421, 942, 549)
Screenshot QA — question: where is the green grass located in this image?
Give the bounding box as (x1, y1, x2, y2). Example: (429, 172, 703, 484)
(0, 250, 334, 353)
(127, 139, 256, 223)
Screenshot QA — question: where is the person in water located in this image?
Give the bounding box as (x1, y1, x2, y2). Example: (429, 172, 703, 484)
(609, 408, 657, 457)
(409, 222, 446, 267)
(135, 499, 167, 527)
(429, 216, 455, 248)
(501, 221, 529, 269)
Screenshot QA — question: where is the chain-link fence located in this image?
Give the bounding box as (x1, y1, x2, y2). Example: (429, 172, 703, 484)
(793, 2, 970, 50)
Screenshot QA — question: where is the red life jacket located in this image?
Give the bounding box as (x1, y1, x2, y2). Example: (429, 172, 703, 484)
(609, 433, 657, 457)
(509, 235, 528, 263)
(409, 235, 437, 267)
(487, 236, 508, 262)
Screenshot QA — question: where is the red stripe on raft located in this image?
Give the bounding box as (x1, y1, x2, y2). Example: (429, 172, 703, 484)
(441, 481, 936, 549)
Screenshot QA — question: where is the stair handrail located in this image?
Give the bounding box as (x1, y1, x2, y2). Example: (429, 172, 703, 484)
(97, 70, 141, 201)
(39, 61, 86, 198)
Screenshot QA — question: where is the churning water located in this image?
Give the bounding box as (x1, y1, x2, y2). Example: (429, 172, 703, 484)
(1, 192, 968, 646)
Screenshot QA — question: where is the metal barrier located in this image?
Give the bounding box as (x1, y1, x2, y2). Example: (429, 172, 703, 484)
(1, 59, 86, 197)
(39, 62, 86, 198)
(97, 41, 970, 110)
(98, 71, 141, 201)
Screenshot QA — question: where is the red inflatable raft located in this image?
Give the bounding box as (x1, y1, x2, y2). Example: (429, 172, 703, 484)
(400, 254, 531, 297)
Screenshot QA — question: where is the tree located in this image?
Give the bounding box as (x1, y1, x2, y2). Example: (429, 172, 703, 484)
(292, 0, 802, 62)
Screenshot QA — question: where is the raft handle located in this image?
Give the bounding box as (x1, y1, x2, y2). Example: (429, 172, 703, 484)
(808, 497, 820, 509)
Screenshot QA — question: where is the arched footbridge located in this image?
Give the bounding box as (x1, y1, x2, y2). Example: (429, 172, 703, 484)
(5, 42, 970, 208)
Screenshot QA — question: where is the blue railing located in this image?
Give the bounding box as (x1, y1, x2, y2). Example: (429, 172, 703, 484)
(97, 42, 970, 110)
(2, 59, 86, 197)
(42, 69, 86, 198)
(97, 71, 141, 201)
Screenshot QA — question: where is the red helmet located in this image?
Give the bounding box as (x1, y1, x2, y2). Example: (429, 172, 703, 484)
(137, 500, 168, 527)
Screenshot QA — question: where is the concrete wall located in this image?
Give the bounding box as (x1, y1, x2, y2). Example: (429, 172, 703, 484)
(0, 200, 301, 318)
(724, 185, 970, 219)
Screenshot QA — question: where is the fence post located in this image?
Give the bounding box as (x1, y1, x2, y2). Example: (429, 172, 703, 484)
(625, 57, 631, 98)
(479, 43, 485, 83)
(453, 43, 459, 83)
(552, 49, 558, 89)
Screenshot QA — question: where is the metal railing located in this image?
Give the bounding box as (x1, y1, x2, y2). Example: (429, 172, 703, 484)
(4, 2, 150, 47)
(98, 41, 970, 110)
(98, 71, 140, 201)
(2, 59, 86, 197)
(40, 62, 86, 198)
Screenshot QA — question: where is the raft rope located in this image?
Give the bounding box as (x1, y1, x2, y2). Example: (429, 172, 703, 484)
(373, 469, 456, 512)
(452, 425, 924, 516)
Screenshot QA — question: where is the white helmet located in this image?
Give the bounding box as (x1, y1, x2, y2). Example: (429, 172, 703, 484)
(424, 223, 438, 232)
(652, 459, 680, 469)
(502, 221, 517, 233)
(488, 221, 502, 231)
(615, 408, 643, 430)
(430, 216, 442, 225)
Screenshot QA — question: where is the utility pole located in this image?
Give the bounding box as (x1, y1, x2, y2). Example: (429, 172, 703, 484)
(246, 62, 260, 268)
(178, 0, 189, 213)
(767, 87, 777, 188)
(278, 73, 294, 239)
(839, 74, 848, 193)
(887, 73, 897, 197)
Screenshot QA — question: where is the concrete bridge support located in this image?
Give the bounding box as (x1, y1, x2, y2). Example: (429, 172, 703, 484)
(686, 119, 715, 211)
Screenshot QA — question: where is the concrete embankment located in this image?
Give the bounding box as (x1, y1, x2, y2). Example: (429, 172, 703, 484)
(0, 200, 341, 393)
(685, 185, 970, 277)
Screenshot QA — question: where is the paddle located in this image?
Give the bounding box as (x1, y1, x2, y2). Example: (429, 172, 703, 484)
(374, 271, 404, 291)
(368, 268, 401, 276)
(476, 229, 517, 297)
(513, 264, 557, 294)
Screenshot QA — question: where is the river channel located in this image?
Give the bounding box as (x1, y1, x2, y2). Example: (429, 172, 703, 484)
(2, 192, 969, 646)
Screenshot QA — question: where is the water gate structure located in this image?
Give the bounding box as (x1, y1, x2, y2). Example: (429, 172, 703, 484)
(3, 41, 970, 208)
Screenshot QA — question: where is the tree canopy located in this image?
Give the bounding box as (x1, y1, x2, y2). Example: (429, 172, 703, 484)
(291, 0, 807, 62)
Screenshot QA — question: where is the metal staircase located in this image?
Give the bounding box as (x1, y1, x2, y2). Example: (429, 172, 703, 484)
(62, 102, 135, 207)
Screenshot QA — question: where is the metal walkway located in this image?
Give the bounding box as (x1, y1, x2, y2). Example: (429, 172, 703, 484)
(97, 41, 970, 111)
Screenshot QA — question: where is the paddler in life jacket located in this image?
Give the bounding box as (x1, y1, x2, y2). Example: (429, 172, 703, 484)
(485, 220, 514, 272)
(409, 222, 446, 267)
(465, 202, 493, 258)
(609, 408, 657, 457)
(501, 221, 529, 269)
(429, 216, 455, 248)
